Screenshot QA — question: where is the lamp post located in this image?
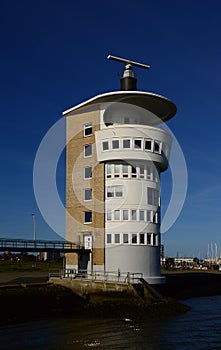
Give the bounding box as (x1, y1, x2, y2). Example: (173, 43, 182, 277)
(32, 214, 36, 242)
(31, 213, 37, 267)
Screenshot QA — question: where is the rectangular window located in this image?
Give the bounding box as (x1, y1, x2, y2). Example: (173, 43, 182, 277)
(107, 234, 112, 244)
(139, 210, 145, 221)
(107, 186, 115, 198)
(84, 188, 92, 201)
(131, 210, 137, 221)
(123, 233, 129, 244)
(84, 211, 92, 223)
(107, 186, 123, 198)
(114, 234, 120, 244)
(102, 141, 109, 151)
(115, 186, 123, 197)
(140, 165, 144, 178)
(84, 144, 92, 157)
(84, 166, 92, 179)
(154, 141, 161, 153)
(131, 165, 137, 178)
(114, 210, 120, 220)
(134, 139, 142, 149)
(147, 188, 152, 204)
(147, 188, 159, 206)
(122, 164, 128, 178)
(123, 210, 129, 220)
(132, 233, 137, 244)
(106, 211, 112, 221)
(112, 139, 119, 149)
(84, 123, 92, 136)
(139, 233, 145, 244)
(106, 164, 112, 178)
(154, 189, 159, 206)
(147, 210, 152, 222)
(146, 166, 152, 180)
(147, 233, 151, 245)
(114, 164, 120, 177)
(145, 139, 152, 151)
(123, 139, 131, 148)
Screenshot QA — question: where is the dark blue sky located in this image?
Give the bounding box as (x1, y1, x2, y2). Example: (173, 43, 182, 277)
(1, 0, 221, 257)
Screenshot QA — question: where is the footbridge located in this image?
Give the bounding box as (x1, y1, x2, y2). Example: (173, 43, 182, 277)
(0, 238, 90, 253)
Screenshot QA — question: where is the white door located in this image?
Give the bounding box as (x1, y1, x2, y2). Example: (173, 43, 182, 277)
(84, 235, 92, 250)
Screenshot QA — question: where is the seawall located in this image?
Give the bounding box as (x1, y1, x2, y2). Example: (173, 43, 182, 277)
(0, 276, 189, 325)
(49, 277, 150, 304)
(2, 271, 221, 325)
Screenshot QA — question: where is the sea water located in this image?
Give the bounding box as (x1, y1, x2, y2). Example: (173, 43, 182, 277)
(1, 295, 221, 350)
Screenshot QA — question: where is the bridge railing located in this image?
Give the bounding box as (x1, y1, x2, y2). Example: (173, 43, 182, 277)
(49, 269, 143, 284)
(0, 238, 86, 252)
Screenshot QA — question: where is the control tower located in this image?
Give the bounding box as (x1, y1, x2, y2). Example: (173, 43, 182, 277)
(64, 55, 176, 284)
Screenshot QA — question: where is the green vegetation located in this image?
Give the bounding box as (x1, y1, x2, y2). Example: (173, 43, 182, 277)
(0, 260, 63, 273)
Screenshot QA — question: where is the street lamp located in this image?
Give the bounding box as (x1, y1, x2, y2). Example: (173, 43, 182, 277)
(31, 214, 36, 242)
(31, 213, 37, 267)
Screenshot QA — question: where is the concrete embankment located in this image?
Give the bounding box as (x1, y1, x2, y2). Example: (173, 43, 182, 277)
(51, 271, 221, 303)
(0, 273, 190, 325)
(50, 277, 148, 304)
(49, 277, 190, 317)
(2, 271, 221, 325)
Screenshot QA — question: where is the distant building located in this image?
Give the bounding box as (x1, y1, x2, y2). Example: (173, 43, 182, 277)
(38, 251, 62, 261)
(174, 257, 195, 267)
(163, 257, 201, 269)
(64, 57, 176, 284)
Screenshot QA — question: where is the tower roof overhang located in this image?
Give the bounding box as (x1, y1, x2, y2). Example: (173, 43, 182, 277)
(63, 91, 176, 122)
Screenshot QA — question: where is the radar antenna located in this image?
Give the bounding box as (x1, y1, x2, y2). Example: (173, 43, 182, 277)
(107, 54, 150, 91)
(107, 54, 150, 70)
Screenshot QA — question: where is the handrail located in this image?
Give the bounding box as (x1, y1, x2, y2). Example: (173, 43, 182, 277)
(49, 269, 143, 284)
(0, 238, 88, 253)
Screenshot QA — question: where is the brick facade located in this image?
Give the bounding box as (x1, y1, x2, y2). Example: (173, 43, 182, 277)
(65, 106, 105, 269)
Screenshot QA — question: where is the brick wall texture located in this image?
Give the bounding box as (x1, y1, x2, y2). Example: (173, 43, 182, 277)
(65, 106, 105, 267)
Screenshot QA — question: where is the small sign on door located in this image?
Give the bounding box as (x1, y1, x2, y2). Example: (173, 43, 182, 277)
(84, 235, 92, 250)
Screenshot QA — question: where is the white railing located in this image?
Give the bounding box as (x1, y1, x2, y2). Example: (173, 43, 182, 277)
(49, 269, 143, 284)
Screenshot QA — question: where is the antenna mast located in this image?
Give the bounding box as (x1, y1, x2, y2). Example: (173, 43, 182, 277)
(107, 54, 150, 70)
(107, 54, 150, 91)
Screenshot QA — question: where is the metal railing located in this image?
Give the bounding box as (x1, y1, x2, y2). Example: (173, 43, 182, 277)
(49, 269, 143, 284)
(0, 238, 88, 253)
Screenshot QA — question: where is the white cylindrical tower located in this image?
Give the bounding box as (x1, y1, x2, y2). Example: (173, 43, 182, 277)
(64, 56, 176, 284)
(96, 58, 176, 284)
